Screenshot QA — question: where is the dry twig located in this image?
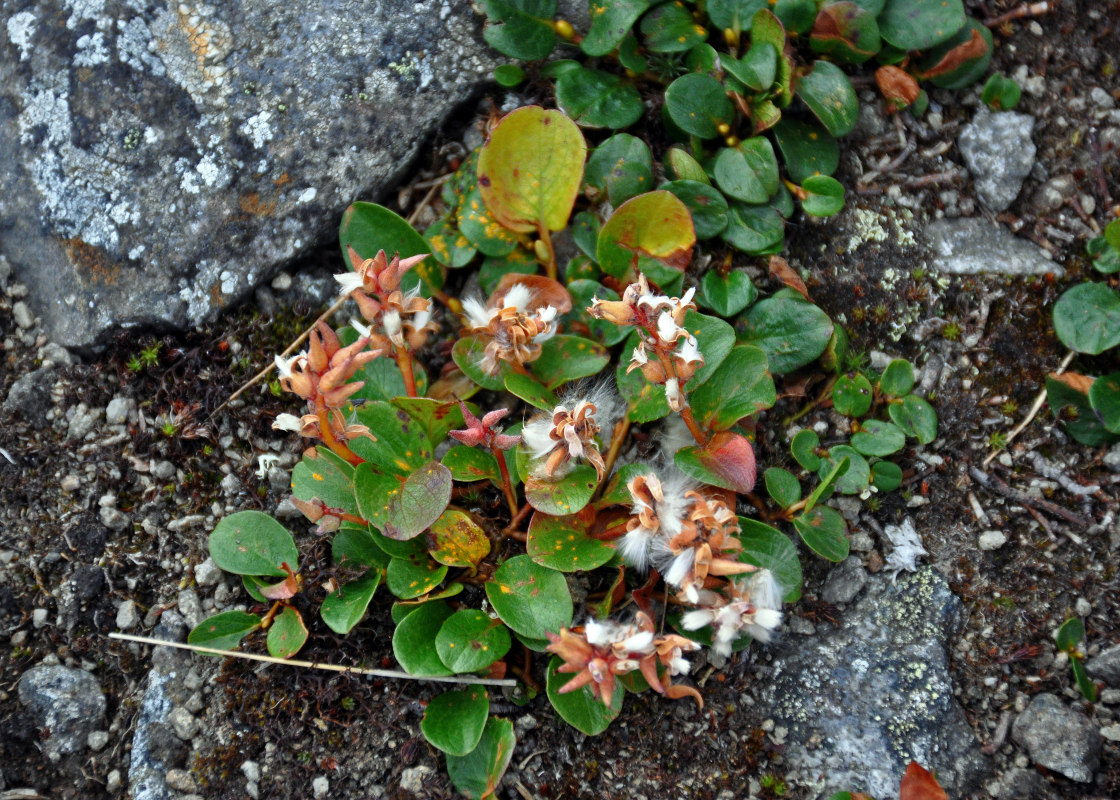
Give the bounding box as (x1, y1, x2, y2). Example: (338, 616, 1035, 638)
(982, 351, 1075, 466)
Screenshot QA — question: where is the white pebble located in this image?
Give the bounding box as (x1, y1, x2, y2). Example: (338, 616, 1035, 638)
(978, 530, 1007, 551)
(312, 776, 329, 798)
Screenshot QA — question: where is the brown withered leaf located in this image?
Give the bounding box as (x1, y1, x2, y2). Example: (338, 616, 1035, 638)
(899, 762, 948, 800)
(914, 29, 987, 80)
(875, 66, 920, 111)
(769, 255, 810, 301)
(491, 273, 573, 314)
(1049, 372, 1096, 396)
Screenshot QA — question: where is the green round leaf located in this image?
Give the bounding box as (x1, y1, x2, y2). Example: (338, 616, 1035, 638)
(723, 41, 778, 91)
(665, 147, 710, 183)
(878, 358, 915, 398)
(1087, 235, 1120, 275)
(392, 397, 468, 447)
(737, 293, 834, 373)
(546, 655, 624, 735)
(339, 201, 443, 296)
(1055, 617, 1085, 652)
(527, 511, 615, 572)
(188, 611, 261, 652)
(493, 63, 525, 88)
(615, 331, 672, 423)
(478, 106, 586, 234)
(774, 0, 817, 34)
(349, 400, 434, 476)
(422, 688, 491, 757)
(801, 175, 845, 217)
(1090, 373, 1120, 434)
(427, 509, 492, 569)
(981, 73, 1021, 111)
(641, 1, 708, 52)
(737, 518, 803, 602)
(485, 555, 574, 639)
(292, 448, 358, 515)
(384, 461, 453, 541)
(321, 571, 381, 635)
(443, 445, 501, 483)
(870, 460, 903, 492)
(446, 716, 516, 800)
(386, 555, 449, 600)
(556, 67, 644, 130)
(584, 133, 654, 205)
(690, 344, 776, 431)
(795, 60, 859, 138)
(764, 467, 801, 508)
(680, 309, 738, 388)
(818, 445, 869, 495)
(525, 464, 599, 516)
(660, 180, 729, 240)
(479, 0, 557, 60)
(333, 524, 390, 570)
(393, 600, 454, 675)
(353, 465, 401, 531)
(674, 431, 757, 493)
(721, 203, 785, 255)
(699, 269, 757, 316)
(791, 428, 822, 471)
(424, 216, 478, 268)
(1106, 219, 1120, 252)
(208, 511, 298, 578)
(1053, 282, 1120, 355)
(458, 187, 519, 257)
(531, 335, 611, 389)
(888, 395, 938, 444)
(832, 373, 873, 417)
(664, 73, 734, 139)
(582, 0, 651, 56)
(1047, 376, 1120, 446)
(714, 138, 780, 204)
(850, 419, 906, 457)
(810, 1, 880, 64)
(453, 334, 509, 392)
(436, 611, 512, 674)
(773, 116, 840, 182)
(266, 606, 308, 659)
(597, 190, 696, 280)
(878, 0, 965, 51)
(792, 505, 850, 562)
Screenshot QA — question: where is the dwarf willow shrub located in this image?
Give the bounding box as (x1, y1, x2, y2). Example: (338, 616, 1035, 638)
(189, 104, 938, 799)
(480, 0, 994, 257)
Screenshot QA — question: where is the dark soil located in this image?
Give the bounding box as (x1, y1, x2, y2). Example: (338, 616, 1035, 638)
(2, 2, 1119, 798)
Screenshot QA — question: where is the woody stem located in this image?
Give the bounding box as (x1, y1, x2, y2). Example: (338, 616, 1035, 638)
(492, 447, 520, 517)
(393, 343, 419, 398)
(593, 417, 631, 501)
(537, 224, 558, 282)
(680, 406, 709, 447)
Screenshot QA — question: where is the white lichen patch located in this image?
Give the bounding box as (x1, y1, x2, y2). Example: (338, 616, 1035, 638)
(64, 0, 108, 31)
(240, 110, 274, 149)
(74, 31, 110, 67)
(7, 11, 37, 62)
(846, 207, 918, 252)
(297, 187, 317, 203)
(116, 16, 166, 77)
(149, 3, 234, 109)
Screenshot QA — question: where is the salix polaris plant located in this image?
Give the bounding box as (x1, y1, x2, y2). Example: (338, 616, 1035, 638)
(1047, 218, 1120, 446)
(478, 0, 997, 258)
(189, 105, 935, 799)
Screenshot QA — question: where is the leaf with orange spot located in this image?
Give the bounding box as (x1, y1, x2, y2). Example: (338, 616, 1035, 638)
(427, 509, 491, 568)
(1049, 372, 1096, 396)
(769, 255, 810, 300)
(477, 106, 586, 234)
(913, 28, 988, 80)
(875, 65, 920, 111)
(384, 461, 453, 541)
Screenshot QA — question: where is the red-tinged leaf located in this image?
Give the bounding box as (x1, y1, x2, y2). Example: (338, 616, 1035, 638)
(1049, 372, 1095, 396)
(768, 255, 809, 301)
(674, 431, 757, 493)
(913, 28, 987, 80)
(491, 273, 573, 314)
(900, 762, 948, 800)
(875, 65, 920, 110)
(258, 565, 300, 600)
(597, 191, 696, 282)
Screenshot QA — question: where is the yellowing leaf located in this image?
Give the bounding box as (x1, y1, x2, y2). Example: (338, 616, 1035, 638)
(477, 106, 586, 234)
(596, 190, 696, 281)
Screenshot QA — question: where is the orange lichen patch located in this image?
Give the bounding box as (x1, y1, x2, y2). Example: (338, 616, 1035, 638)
(210, 281, 228, 308)
(239, 192, 277, 216)
(273, 172, 291, 187)
(63, 238, 122, 286)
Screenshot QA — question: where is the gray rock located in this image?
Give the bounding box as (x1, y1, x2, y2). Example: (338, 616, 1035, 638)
(978, 530, 1008, 551)
(12, 300, 34, 329)
(925, 218, 1061, 277)
(105, 397, 136, 425)
(165, 769, 198, 793)
(957, 110, 1036, 211)
(399, 766, 433, 795)
(194, 557, 222, 587)
(17, 665, 107, 762)
(821, 556, 868, 604)
(38, 341, 73, 368)
(1086, 644, 1120, 687)
(1032, 174, 1076, 214)
(4, 367, 56, 428)
(992, 767, 1053, 800)
(66, 403, 100, 441)
(1011, 693, 1100, 782)
(758, 569, 988, 798)
(1, 0, 502, 350)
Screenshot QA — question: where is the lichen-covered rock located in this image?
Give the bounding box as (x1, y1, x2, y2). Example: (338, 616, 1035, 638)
(1086, 644, 1120, 687)
(758, 568, 989, 798)
(1011, 693, 1101, 783)
(0, 0, 502, 349)
(957, 109, 1036, 212)
(17, 664, 107, 762)
(925, 218, 1060, 276)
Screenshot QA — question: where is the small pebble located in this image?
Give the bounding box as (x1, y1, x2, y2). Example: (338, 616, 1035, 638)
(88, 730, 109, 751)
(60, 474, 81, 493)
(241, 760, 261, 783)
(165, 769, 198, 793)
(12, 301, 34, 329)
(32, 608, 49, 628)
(116, 600, 139, 631)
(169, 707, 199, 740)
(312, 776, 329, 798)
(978, 530, 1007, 551)
(195, 557, 222, 587)
(271, 271, 292, 291)
(107, 770, 122, 793)
(1075, 598, 1092, 617)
